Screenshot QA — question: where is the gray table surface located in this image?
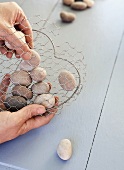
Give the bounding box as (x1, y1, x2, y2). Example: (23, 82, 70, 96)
(0, 0, 124, 170)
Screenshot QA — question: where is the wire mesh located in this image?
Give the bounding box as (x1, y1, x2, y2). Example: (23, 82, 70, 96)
(0, 16, 86, 114)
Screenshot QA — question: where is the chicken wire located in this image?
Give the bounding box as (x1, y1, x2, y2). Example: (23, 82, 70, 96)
(0, 16, 86, 114)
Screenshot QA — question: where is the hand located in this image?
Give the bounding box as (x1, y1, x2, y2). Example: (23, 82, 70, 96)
(0, 2, 33, 60)
(0, 75, 56, 144)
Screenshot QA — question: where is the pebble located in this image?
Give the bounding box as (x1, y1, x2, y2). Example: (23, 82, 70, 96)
(19, 50, 41, 71)
(31, 82, 50, 94)
(58, 70, 76, 91)
(71, 2, 87, 10)
(57, 139, 72, 160)
(25, 50, 41, 68)
(10, 70, 32, 86)
(12, 85, 33, 100)
(60, 11, 76, 23)
(19, 61, 34, 72)
(83, 0, 94, 7)
(30, 67, 47, 82)
(63, 0, 74, 6)
(4, 96, 27, 112)
(34, 94, 55, 108)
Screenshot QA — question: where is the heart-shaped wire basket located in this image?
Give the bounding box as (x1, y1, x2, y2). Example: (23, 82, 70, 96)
(0, 16, 86, 114)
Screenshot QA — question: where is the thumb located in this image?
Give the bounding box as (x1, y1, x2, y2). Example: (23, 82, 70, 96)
(16, 104, 46, 123)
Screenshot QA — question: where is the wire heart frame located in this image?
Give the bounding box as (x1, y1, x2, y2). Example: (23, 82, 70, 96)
(0, 16, 86, 114)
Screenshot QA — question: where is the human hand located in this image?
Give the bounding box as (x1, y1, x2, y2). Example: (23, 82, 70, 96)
(0, 2, 33, 60)
(0, 75, 56, 144)
(0, 104, 55, 144)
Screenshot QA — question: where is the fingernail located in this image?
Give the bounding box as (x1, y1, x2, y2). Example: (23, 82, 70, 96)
(37, 107, 46, 114)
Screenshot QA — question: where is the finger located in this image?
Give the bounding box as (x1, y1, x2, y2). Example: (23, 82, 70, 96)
(20, 113, 55, 135)
(0, 40, 4, 46)
(0, 103, 6, 111)
(15, 13, 33, 49)
(6, 50, 14, 58)
(55, 96, 59, 106)
(47, 82, 52, 90)
(0, 74, 10, 94)
(0, 40, 14, 58)
(0, 46, 14, 59)
(15, 51, 21, 58)
(0, 74, 10, 110)
(18, 19, 33, 49)
(16, 104, 46, 123)
(44, 108, 58, 116)
(49, 96, 59, 114)
(2, 2, 33, 49)
(0, 46, 7, 55)
(15, 55, 21, 59)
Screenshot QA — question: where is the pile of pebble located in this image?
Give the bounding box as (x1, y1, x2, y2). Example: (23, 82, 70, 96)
(4, 31, 77, 112)
(60, 0, 95, 23)
(4, 49, 56, 112)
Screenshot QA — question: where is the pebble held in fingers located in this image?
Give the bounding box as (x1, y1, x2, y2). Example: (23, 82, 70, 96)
(10, 70, 32, 86)
(34, 94, 55, 109)
(60, 11, 76, 23)
(57, 139, 72, 160)
(71, 2, 87, 10)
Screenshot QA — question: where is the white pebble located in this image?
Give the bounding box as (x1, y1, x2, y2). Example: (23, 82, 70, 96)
(34, 94, 55, 108)
(57, 139, 72, 160)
